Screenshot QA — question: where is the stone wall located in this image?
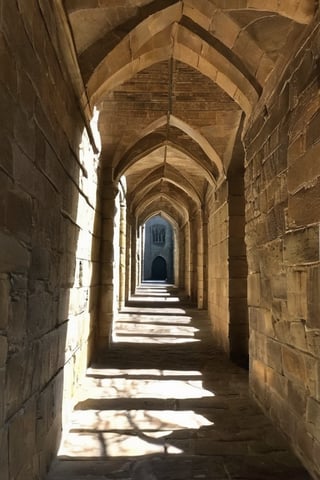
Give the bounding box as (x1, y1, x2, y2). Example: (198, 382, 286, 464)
(0, 3, 101, 479)
(244, 22, 320, 477)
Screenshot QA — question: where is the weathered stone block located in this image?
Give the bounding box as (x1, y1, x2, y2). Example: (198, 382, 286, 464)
(307, 265, 320, 329)
(260, 275, 272, 306)
(265, 205, 286, 241)
(248, 273, 261, 307)
(287, 133, 305, 164)
(0, 231, 30, 273)
(288, 269, 308, 319)
(17, 69, 36, 121)
(30, 246, 50, 282)
(266, 366, 287, 399)
(295, 421, 315, 465)
(8, 294, 27, 348)
(288, 142, 320, 194)
(287, 381, 307, 416)
(0, 31, 17, 94)
(27, 289, 56, 338)
(293, 48, 316, 97)
(289, 321, 308, 352)
(306, 331, 320, 358)
(0, 274, 10, 331)
(271, 273, 287, 300)
(14, 108, 36, 161)
(9, 401, 36, 479)
(306, 397, 320, 442)
(266, 339, 282, 373)
(259, 239, 283, 277)
(306, 109, 320, 148)
(250, 358, 267, 403)
(0, 368, 5, 426)
(282, 346, 306, 385)
(251, 330, 267, 363)
(0, 137, 14, 178)
(249, 307, 274, 337)
(0, 83, 15, 138)
(284, 226, 319, 264)
(0, 336, 8, 368)
(274, 320, 291, 343)
(6, 351, 26, 418)
(0, 425, 9, 480)
(288, 182, 320, 226)
(305, 356, 319, 401)
(5, 189, 32, 243)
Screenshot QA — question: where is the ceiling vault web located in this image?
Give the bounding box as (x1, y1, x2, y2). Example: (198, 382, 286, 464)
(62, 0, 318, 225)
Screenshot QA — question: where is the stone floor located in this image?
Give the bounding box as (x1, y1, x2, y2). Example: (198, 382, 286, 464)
(46, 284, 311, 480)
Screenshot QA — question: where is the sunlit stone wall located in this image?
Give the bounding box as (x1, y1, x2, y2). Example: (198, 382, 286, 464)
(206, 182, 230, 354)
(0, 4, 101, 479)
(244, 23, 320, 477)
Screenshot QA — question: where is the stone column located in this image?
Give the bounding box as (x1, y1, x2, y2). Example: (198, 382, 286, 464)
(228, 173, 248, 366)
(179, 225, 185, 290)
(130, 223, 137, 295)
(125, 214, 132, 303)
(196, 208, 204, 309)
(118, 198, 126, 310)
(202, 209, 208, 309)
(190, 213, 198, 304)
(184, 222, 191, 299)
(173, 227, 179, 286)
(136, 225, 142, 286)
(98, 168, 117, 352)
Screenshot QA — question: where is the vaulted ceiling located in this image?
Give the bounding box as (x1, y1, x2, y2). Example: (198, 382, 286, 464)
(62, 0, 316, 227)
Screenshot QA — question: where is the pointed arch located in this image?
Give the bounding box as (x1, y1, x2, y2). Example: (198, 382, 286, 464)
(113, 114, 224, 178)
(115, 137, 218, 186)
(130, 165, 202, 210)
(87, 21, 261, 114)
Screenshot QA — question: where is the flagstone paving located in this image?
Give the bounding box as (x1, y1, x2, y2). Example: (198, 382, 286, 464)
(46, 284, 311, 480)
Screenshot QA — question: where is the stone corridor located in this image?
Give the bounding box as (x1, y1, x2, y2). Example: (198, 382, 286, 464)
(47, 284, 310, 480)
(2, 2, 320, 479)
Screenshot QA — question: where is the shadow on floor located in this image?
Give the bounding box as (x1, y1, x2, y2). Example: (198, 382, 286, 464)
(46, 284, 311, 480)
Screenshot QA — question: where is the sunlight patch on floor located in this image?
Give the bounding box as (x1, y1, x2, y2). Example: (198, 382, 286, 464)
(129, 295, 180, 302)
(70, 409, 213, 431)
(87, 368, 203, 378)
(79, 376, 215, 400)
(119, 314, 193, 325)
(58, 432, 184, 457)
(113, 315, 199, 344)
(113, 335, 200, 344)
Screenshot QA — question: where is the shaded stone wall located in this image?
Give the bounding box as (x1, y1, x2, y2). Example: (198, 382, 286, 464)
(244, 23, 320, 477)
(228, 174, 249, 366)
(0, 3, 101, 479)
(207, 182, 230, 354)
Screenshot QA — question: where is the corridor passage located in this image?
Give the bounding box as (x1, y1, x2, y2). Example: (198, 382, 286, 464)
(47, 285, 310, 480)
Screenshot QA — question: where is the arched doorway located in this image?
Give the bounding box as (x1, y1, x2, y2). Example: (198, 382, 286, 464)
(142, 215, 174, 283)
(151, 256, 167, 280)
